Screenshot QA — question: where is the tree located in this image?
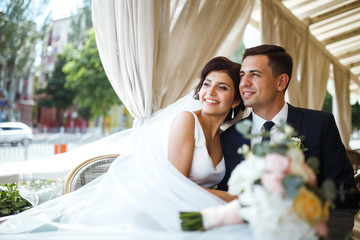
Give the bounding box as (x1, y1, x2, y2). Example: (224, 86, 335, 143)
(63, 28, 121, 132)
(352, 101, 360, 131)
(0, 0, 50, 121)
(231, 39, 246, 64)
(36, 47, 77, 124)
(67, 0, 92, 48)
(322, 90, 332, 114)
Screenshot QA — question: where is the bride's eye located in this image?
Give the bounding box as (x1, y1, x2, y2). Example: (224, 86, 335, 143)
(203, 81, 211, 87)
(218, 85, 228, 90)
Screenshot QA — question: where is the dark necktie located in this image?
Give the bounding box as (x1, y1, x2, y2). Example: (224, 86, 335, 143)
(262, 121, 275, 143)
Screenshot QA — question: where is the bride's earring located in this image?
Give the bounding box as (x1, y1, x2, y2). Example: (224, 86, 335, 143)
(231, 108, 234, 119)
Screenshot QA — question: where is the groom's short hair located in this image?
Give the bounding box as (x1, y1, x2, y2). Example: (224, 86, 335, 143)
(242, 44, 293, 91)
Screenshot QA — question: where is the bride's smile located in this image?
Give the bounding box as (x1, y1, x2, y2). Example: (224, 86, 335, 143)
(199, 71, 239, 119)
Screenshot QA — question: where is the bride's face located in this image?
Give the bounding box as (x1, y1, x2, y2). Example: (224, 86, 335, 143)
(199, 71, 239, 117)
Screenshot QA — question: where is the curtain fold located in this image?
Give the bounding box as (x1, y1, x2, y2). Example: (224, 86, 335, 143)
(261, 0, 329, 110)
(92, 0, 254, 126)
(260, 0, 352, 145)
(302, 39, 330, 110)
(333, 64, 351, 148)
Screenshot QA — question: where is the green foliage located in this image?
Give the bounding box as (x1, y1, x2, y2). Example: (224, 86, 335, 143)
(0, 0, 50, 121)
(36, 49, 77, 111)
(67, 0, 92, 47)
(322, 91, 360, 131)
(0, 183, 32, 217)
(352, 101, 360, 131)
(237, 119, 308, 157)
(283, 175, 304, 199)
(231, 39, 246, 64)
(63, 28, 121, 120)
(322, 90, 332, 113)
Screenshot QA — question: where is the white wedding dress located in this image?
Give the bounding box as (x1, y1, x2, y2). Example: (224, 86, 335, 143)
(0, 94, 251, 240)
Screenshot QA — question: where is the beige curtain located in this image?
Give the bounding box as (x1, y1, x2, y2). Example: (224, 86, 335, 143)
(92, 0, 254, 126)
(261, 0, 352, 145)
(302, 40, 330, 109)
(333, 64, 351, 148)
(261, 0, 329, 110)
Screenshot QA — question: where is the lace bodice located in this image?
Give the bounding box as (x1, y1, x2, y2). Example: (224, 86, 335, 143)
(188, 112, 225, 188)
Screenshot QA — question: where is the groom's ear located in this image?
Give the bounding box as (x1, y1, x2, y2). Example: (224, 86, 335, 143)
(277, 74, 289, 92)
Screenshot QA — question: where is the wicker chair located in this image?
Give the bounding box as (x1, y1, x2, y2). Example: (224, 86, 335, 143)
(62, 154, 119, 194)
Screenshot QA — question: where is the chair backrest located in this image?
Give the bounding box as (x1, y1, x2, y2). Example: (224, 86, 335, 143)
(346, 149, 360, 174)
(62, 154, 119, 194)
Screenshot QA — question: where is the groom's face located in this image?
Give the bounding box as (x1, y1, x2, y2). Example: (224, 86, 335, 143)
(239, 55, 282, 113)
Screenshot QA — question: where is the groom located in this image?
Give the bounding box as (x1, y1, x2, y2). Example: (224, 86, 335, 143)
(219, 44, 360, 209)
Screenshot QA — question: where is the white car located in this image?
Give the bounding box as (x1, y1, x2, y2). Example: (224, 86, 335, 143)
(0, 122, 33, 146)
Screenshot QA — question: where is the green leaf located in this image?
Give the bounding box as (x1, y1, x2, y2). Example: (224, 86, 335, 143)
(283, 175, 304, 199)
(269, 145, 288, 155)
(0, 183, 32, 217)
(306, 157, 320, 174)
(235, 120, 252, 137)
(252, 143, 268, 157)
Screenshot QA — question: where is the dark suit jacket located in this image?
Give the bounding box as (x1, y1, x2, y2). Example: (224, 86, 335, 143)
(219, 104, 360, 209)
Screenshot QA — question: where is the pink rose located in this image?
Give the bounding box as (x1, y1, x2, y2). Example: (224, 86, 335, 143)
(261, 172, 285, 194)
(265, 153, 290, 174)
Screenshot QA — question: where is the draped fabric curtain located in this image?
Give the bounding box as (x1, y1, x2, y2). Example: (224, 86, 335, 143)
(92, 0, 255, 126)
(303, 40, 330, 109)
(261, 0, 329, 110)
(0, 0, 255, 184)
(261, 0, 307, 107)
(261, 0, 352, 146)
(333, 64, 351, 148)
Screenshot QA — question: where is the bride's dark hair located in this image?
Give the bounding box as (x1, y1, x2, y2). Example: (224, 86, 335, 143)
(193, 56, 245, 121)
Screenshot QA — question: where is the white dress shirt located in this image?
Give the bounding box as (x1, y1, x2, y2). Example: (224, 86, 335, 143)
(250, 103, 288, 147)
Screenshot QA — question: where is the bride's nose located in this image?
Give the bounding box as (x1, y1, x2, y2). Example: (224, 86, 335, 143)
(208, 86, 216, 96)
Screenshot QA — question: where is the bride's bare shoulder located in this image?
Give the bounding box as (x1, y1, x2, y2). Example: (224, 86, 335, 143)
(170, 111, 196, 131)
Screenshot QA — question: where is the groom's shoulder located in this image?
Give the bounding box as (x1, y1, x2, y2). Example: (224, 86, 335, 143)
(290, 105, 333, 120)
(221, 120, 244, 139)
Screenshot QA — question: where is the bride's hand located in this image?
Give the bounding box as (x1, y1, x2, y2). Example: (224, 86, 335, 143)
(204, 187, 238, 202)
(217, 190, 238, 202)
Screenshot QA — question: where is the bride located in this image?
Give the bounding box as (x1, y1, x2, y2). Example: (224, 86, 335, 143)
(0, 57, 250, 239)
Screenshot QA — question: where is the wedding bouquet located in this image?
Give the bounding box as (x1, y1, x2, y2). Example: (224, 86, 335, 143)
(180, 120, 336, 240)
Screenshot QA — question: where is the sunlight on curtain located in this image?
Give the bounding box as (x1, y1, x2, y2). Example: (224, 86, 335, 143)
(333, 64, 351, 148)
(261, 0, 329, 110)
(92, 0, 254, 126)
(0, 0, 255, 183)
(260, 0, 352, 145)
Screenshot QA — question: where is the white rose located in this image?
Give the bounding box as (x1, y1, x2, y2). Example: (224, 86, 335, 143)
(228, 154, 265, 195)
(287, 148, 307, 179)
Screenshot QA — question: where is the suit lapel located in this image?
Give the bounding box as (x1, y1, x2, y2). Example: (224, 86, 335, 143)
(286, 104, 302, 134)
(240, 113, 252, 147)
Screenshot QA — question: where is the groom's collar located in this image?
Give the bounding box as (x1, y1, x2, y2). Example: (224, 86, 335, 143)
(251, 103, 288, 132)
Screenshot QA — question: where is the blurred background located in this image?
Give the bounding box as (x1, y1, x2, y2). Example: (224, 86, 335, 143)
(0, 0, 359, 163)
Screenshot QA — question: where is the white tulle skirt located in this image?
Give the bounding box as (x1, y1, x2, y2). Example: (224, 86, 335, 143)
(0, 93, 252, 240)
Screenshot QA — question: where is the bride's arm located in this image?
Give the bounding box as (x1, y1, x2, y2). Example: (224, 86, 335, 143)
(202, 187, 238, 202)
(168, 111, 196, 177)
(168, 112, 237, 203)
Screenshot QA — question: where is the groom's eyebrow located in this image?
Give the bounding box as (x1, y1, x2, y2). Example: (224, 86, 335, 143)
(240, 69, 262, 74)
